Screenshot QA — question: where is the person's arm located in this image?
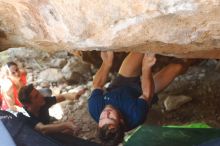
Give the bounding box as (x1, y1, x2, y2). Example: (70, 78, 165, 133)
(55, 88, 86, 102)
(140, 53, 156, 103)
(35, 121, 75, 134)
(93, 51, 114, 89)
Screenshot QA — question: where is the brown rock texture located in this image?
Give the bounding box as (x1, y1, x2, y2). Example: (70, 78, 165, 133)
(0, 0, 220, 58)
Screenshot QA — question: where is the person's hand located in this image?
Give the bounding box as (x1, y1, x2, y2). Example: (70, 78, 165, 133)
(74, 88, 87, 100)
(62, 121, 81, 135)
(101, 51, 114, 67)
(143, 53, 156, 68)
(9, 106, 18, 112)
(64, 121, 75, 130)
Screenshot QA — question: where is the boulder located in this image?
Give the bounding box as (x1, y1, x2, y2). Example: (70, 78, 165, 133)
(0, 1, 220, 58)
(164, 95, 192, 111)
(7, 47, 49, 59)
(62, 58, 91, 83)
(49, 58, 67, 68)
(38, 68, 65, 83)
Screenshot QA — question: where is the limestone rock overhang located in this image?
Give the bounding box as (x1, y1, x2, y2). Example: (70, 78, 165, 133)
(0, 0, 220, 59)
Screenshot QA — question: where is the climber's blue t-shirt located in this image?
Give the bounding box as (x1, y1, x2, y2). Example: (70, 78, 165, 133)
(88, 86, 149, 131)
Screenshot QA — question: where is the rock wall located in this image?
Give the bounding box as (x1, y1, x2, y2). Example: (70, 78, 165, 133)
(0, 0, 220, 58)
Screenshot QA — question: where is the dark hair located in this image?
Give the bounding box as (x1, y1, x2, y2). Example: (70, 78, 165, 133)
(18, 84, 34, 104)
(6, 61, 17, 68)
(97, 123, 125, 146)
